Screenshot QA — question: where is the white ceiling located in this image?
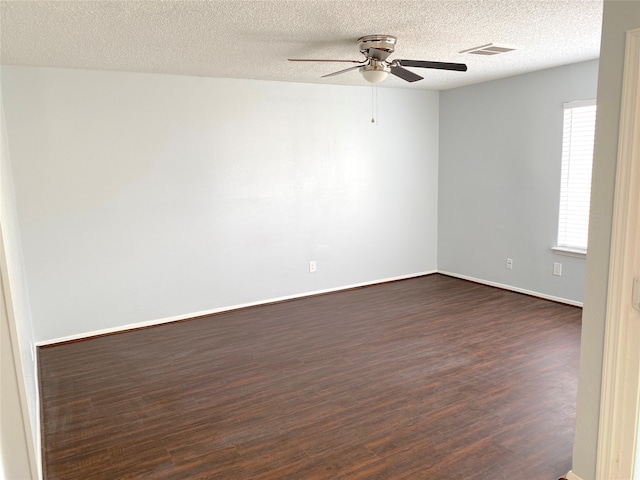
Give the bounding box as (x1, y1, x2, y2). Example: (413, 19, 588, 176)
(0, 0, 603, 90)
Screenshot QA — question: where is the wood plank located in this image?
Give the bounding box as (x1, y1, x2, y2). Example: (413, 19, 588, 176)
(39, 274, 581, 479)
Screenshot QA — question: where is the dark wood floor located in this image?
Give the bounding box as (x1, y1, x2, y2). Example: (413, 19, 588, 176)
(39, 274, 582, 479)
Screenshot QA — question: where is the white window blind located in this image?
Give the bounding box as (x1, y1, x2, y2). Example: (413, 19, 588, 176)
(557, 100, 597, 252)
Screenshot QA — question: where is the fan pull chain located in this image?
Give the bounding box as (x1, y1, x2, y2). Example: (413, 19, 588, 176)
(371, 84, 378, 124)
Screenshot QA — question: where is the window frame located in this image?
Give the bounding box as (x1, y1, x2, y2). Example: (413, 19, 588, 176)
(554, 99, 597, 258)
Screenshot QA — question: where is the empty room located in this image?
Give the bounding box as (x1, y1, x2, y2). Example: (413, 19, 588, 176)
(2, 1, 639, 479)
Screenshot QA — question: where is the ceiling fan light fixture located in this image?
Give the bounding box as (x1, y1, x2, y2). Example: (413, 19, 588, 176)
(360, 63, 390, 84)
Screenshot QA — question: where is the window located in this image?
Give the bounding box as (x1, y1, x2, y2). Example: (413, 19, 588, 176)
(555, 100, 597, 256)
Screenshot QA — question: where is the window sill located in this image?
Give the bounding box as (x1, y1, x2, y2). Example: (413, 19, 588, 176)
(552, 246, 587, 258)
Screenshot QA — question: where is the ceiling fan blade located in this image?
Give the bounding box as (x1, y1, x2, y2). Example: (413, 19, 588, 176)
(390, 66, 423, 83)
(288, 58, 363, 64)
(396, 60, 468, 72)
(321, 64, 365, 78)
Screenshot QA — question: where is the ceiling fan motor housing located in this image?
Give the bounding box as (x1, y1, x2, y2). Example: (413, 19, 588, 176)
(358, 35, 397, 59)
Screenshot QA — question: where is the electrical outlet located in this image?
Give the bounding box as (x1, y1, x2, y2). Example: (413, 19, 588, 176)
(553, 263, 562, 276)
(309, 261, 317, 273)
(506, 258, 513, 270)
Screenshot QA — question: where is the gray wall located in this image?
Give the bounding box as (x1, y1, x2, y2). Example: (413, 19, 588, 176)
(438, 60, 599, 304)
(1, 67, 439, 342)
(572, 2, 640, 479)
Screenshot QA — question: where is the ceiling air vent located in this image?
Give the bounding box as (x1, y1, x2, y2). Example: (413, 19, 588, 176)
(459, 43, 516, 55)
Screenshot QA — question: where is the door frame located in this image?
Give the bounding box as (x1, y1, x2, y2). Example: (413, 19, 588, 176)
(596, 27, 640, 480)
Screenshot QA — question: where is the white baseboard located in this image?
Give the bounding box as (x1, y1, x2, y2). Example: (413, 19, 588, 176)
(437, 270, 583, 307)
(37, 269, 582, 346)
(37, 270, 437, 346)
(564, 471, 584, 480)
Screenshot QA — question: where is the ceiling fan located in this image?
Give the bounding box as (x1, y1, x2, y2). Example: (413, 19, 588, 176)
(288, 35, 467, 84)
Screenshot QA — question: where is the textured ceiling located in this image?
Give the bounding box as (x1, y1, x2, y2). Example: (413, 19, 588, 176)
(0, 0, 603, 90)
